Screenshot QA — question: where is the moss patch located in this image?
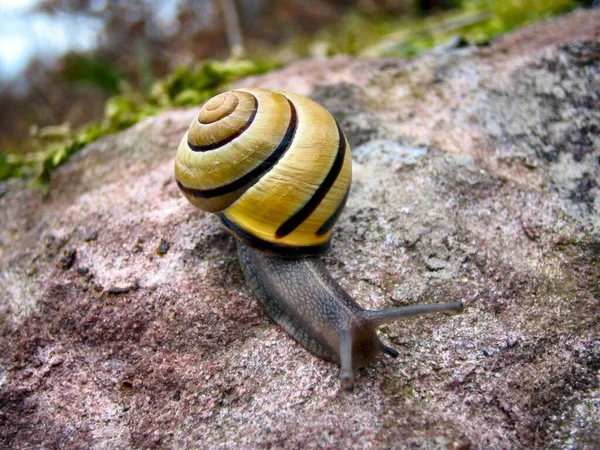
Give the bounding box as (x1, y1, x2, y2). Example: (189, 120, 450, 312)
(0, 0, 585, 191)
(288, 0, 581, 58)
(0, 58, 279, 193)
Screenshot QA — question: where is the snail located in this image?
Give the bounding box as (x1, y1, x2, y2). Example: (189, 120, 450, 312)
(174, 88, 463, 391)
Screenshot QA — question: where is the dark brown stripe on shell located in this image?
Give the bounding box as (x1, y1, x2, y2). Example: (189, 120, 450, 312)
(187, 94, 258, 152)
(276, 122, 347, 239)
(316, 188, 349, 236)
(175, 99, 298, 198)
(220, 213, 330, 256)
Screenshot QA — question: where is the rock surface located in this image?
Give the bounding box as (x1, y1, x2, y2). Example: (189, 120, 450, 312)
(1, 9, 599, 450)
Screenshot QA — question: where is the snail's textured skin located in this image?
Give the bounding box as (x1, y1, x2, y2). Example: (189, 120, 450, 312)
(237, 242, 462, 390)
(237, 242, 381, 369)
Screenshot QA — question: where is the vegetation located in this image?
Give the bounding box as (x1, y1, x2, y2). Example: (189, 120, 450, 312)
(299, 0, 581, 57)
(0, 0, 589, 192)
(0, 59, 278, 193)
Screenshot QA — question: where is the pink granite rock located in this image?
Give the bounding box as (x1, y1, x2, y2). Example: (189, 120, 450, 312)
(1, 9, 599, 449)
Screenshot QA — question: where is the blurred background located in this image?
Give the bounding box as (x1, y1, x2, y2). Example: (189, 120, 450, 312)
(0, 0, 595, 184)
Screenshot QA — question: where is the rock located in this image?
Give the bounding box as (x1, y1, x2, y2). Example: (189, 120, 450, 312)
(1, 8, 599, 450)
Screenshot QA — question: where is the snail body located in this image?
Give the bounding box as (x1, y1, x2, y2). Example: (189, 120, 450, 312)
(175, 88, 462, 391)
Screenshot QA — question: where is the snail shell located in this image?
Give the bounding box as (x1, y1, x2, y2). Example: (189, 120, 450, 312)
(174, 88, 352, 255)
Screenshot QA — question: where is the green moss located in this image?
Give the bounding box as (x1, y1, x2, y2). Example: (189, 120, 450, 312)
(296, 0, 580, 58)
(381, 373, 415, 402)
(0, 58, 279, 192)
(0, 153, 34, 181)
(60, 51, 124, 94)
(0, 0, 583, 191)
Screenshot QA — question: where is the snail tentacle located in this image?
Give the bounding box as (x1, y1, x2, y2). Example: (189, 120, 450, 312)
(363, 303, 464, 328)
(381, 344, 399, 358)
(339, 330, 355, 392)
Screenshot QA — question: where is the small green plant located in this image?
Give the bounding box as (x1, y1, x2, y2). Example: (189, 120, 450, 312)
(302, 0, 580, 58)
(0, 58, 279, 192)
(0, 0, 584, 192)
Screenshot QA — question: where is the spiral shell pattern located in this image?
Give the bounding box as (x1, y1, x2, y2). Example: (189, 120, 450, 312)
(174, 88, 352, 255)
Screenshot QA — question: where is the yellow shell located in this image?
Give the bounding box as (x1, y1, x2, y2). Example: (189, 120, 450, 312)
(174, 88, 352, 255)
